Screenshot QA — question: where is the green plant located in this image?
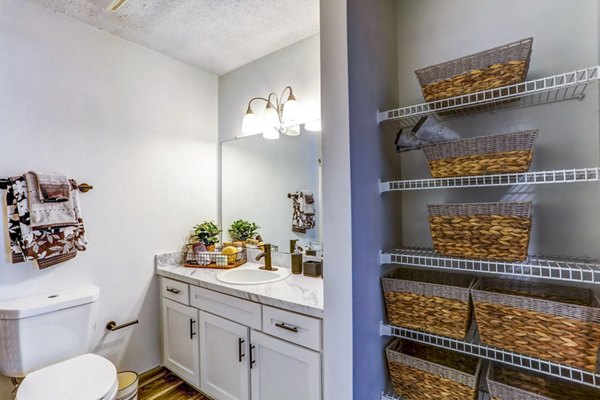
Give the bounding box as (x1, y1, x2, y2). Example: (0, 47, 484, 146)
(228, 219, 260, 241)
(192, 221, 222, 246)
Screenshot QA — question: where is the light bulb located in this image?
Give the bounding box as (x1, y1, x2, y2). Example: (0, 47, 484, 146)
(285, 125, 300, 136)
(262, 103, 280, 139)
(304, 119, 321, 132)
(282, 97, 302, 126)
(242, 106, 261, 135)
(263, 126, 280, 140)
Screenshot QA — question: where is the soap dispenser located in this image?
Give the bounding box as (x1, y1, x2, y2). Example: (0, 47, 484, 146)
(290, 239, 303, 274)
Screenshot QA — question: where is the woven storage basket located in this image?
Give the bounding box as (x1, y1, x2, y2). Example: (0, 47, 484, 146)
(382, 268, 475, 339)
(416, 37, 533, 102)
(428, 202, 532, 261)
(487, 363, 600, 400)
(472, 278, 600, 372)
(421, 130, 537, 178)
(386, 339, 481, 400)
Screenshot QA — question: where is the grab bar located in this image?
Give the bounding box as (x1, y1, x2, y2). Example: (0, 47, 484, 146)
(106, 319, 139, 332)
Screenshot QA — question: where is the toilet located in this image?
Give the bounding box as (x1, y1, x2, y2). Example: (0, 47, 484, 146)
(0, 286, 119, 400)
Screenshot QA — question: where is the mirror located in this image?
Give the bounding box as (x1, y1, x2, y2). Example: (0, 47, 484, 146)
(221, 131, 321, 253)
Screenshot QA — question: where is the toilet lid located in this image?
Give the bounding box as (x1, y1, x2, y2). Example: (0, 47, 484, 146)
(17, 353, 117, 400)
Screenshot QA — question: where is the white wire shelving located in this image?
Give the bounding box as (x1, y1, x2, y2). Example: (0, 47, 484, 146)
(379, 167, 600, 192)
(380, 322, 600, 389)
(381, 390, 490, 400)
(381, 248, 600, 284)
(377, 65, 600, 127)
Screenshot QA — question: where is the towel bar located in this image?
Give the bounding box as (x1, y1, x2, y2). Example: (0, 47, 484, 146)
(106, 319, 139, 332)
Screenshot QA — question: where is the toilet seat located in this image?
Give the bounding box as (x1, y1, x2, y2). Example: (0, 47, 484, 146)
(16, 353, 118, 400)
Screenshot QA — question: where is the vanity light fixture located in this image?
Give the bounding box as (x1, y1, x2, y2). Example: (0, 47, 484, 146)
(242, 86, 304, 139)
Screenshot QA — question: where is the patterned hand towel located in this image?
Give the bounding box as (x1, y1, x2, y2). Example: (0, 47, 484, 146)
(300, 191, 315, 215)
(291, 191, 316, 233)
(6, 178, 26, 264)
(6, 176, 86, 269)
(25, 172, 77, 229)
(32, 172, 70, 202)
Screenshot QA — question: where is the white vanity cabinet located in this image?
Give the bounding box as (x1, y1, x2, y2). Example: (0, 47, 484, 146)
(250, 330, 321, 400)
(160, 276, 323, 400)
(161, 297, 200, 387)
(199, 311, 250, 400)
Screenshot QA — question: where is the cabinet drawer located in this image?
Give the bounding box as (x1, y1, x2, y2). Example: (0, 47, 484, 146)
(262, 306, 322, 351)
(190, 286, 262, 330)
(161, 277, 190, 306)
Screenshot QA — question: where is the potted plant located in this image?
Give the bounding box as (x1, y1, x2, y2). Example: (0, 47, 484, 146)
(191, 221, 222, 252)
(228, 219, 260, 246)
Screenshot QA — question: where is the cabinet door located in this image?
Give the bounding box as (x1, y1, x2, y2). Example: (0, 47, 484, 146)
(161, 298, 200, 388)
(199, 311, 250, 400)
(250, 330, 321, 400)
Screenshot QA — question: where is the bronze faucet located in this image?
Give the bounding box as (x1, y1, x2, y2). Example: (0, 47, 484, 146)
(255, 244, 277, 271)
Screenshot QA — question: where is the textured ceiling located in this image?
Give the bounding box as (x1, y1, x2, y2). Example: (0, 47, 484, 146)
(34, 0, 320, 75)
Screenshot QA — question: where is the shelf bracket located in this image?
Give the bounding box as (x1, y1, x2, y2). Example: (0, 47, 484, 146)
(379, 321, 392, 337)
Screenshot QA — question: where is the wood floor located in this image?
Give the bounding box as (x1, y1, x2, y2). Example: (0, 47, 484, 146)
(138, 368, 209, 400)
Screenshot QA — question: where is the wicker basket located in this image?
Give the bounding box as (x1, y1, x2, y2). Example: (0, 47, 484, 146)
(382, 268, 475, 339)
(416, 37, 533, 102)
(184, 248, 247, 269)
(428, 202, 532, 261)
(421, 130, 537, 178)
(472, 278, 600, 372)
(487, 363, 600, 400)
(386, 339, 481, 400)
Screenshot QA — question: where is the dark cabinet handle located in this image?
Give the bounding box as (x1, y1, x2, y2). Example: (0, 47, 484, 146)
(249, 344, 256, 369)
(238, 338, 245, 362)
(275, 322, 299, 333)
(189, 319, 196, 340)
(166, 287, 181, 294)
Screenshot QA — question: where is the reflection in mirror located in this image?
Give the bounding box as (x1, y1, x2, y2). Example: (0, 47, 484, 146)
(221, 132, 321, 253)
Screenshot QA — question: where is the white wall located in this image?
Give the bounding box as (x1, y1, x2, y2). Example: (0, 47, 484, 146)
(397, 0, 600, 260)
(319, 1, 354, 399)
(0, 0, 218, 396)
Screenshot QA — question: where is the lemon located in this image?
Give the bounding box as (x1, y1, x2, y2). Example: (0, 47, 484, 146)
(222, 246, 238, 264)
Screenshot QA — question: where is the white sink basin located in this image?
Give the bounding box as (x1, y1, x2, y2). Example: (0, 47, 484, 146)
(217, 265, 291, 285)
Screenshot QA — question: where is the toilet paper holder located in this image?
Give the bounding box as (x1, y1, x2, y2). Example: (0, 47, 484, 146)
(106, 319, 139, 332)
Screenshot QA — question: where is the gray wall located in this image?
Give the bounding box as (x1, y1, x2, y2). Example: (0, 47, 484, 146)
(347, 0, 401, 398)
(397, 0, 600, 261)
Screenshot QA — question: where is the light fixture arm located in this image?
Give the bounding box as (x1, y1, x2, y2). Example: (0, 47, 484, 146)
(246, 96, 270, 113)
(280, 86, 295, 102)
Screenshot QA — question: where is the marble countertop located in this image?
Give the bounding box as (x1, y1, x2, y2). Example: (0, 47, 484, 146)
(155, 252, 324, 318)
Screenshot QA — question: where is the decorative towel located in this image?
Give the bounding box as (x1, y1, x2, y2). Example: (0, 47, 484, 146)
(300, 191, 315, 215)
(25, 172, 77, 229)
(6, 178, 26, 264)
(5, 175, 87, 269)
(32, 172, 71, 202)
(291, 191, 316, 234)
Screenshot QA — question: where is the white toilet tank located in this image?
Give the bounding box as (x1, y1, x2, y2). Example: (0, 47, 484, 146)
(0, 285, 100, 377)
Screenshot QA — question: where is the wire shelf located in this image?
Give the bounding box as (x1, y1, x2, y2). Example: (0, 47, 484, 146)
(381, 390, 490, 400)
(380, 322, 600, 389)
(377, 65, 600, 127)
(381, 248, 600, 284)
(380, 167, 600, 192)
